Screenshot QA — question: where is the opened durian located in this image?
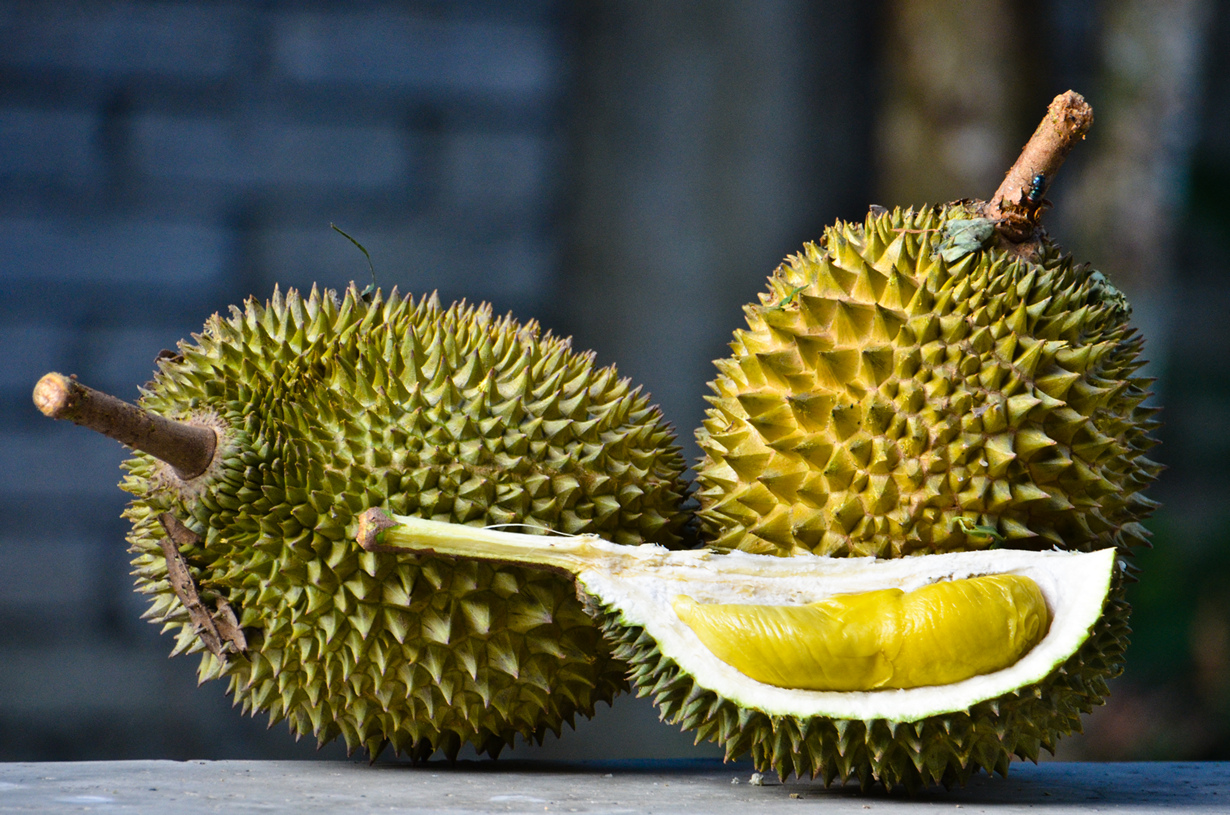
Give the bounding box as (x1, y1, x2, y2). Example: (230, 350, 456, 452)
(355, 509, 1122, 791)
(33, 285, 690, 759)
(674, 92, 1159, 788)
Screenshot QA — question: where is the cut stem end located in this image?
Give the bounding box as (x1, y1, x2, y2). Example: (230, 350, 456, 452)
(986, 90, 1094, 243)
(34, 372, 217, 480)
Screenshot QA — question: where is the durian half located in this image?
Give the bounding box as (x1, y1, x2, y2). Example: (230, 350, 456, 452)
(34, 285, 691, 760)
(357, 509, 1122, 791)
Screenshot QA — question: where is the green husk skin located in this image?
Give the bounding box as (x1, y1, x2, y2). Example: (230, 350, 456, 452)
(683, 204, 1158, 790)
(122, 285, 690, 759)
(590, 584, 1130, 793)
(695, 205, 1162, 558)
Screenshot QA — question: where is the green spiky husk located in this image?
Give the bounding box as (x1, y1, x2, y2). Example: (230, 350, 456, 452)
(123, 285, 690, 759)
(591, 583, 1130, 792)
(695, 205, 1161, 558)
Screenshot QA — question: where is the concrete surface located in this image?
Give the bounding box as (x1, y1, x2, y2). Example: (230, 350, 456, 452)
(0, 759, 1226, 813)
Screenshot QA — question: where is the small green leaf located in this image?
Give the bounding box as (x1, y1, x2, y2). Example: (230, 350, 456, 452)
(762, 284, 807, 312)
(938, 218, 995, 263)
(331, 223, 377, 301)
(781, 284, 807, 307)
(954, 516, 1005, 545)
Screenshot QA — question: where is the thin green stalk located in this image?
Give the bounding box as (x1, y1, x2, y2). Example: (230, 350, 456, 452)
(355, 508, 645, 575)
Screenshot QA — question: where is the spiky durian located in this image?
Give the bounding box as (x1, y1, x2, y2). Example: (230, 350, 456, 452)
(693, 204, 1160, 559)
(355, 510, 1124, 792)
(681, 92, 1160, 789)
(37, 285, 690, 760)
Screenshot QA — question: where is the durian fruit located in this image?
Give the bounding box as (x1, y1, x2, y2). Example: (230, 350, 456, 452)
(33, 284, 690, 760)
(678, 91, 1160, 787)
(354, 509, 1122, 790)
(692, 206, 1158, 558)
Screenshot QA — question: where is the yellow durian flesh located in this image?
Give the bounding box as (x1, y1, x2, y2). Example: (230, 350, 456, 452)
(672, 574, 1049, 691)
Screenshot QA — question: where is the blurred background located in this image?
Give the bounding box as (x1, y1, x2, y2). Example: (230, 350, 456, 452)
(0, 0, 1227, 763)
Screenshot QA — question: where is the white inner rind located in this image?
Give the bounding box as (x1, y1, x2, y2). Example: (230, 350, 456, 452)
(577, 547, 1117, 721)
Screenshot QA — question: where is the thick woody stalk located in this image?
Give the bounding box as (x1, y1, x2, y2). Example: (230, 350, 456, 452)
(33, 372, 216, 480)
(986, 90, 1094, 242)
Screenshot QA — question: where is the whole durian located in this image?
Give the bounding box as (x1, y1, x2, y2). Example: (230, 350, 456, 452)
(668, 91, 1162, 787)
(34, 284, 690, 759)
(692, 206, 1156, 559)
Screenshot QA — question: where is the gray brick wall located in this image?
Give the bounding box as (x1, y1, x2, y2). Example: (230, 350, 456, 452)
(0, 0, 572, 761)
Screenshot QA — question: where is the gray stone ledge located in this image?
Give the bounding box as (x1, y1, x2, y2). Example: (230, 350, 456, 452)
(0, 760, 1226, 813)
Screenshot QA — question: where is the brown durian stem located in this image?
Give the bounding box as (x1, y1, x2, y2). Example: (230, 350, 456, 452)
(157, 514, 248, 658)
(33, 372, 216, 480)
(985, 90, 1094, 243)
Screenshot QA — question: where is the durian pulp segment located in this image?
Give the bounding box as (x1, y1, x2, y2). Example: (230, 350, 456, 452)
(366, 512, 1115, 722)
(671, 574, 1049, 692)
